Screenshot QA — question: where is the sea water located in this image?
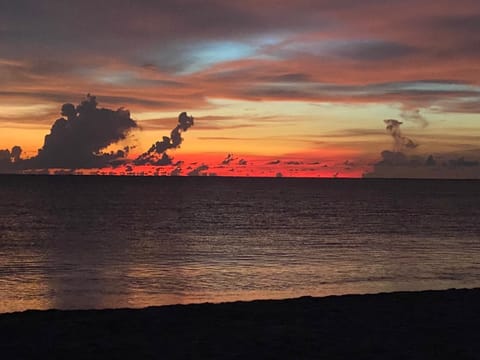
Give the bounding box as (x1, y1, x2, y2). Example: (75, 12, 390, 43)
(1, 175, 479, 312)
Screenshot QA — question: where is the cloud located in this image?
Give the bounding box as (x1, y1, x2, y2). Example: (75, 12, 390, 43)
(400, 109, 428, 128)
(6, 95, 136, 170)
(221, 153, 236, 165)
(187, 164, 209, 176)
(376, 150, 409, 166)
(259, 73, 311, 83)
(384, 119, 418, 152)
(134, 112, 194, 166)
(365, 119, 480, 178)
(0, 146, 23, 172)
(334, 40, 417, 61)
(3, 1, 480, 133)
(364, 152, 480, 178)
(448, 157, 479, 167)
(0, 96, 197, 173)
(10, 146, 22, 162)
(170, 166, 182, 176)
(431, 97, 480, 113)
(0, 149, 14, 173)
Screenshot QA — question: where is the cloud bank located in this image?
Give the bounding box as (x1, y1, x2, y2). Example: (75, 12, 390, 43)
(0, 96, 194, 173)
(364, 119, 480, 178)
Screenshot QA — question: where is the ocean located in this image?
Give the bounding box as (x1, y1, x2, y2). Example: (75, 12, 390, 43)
(1, 175, 479, 313)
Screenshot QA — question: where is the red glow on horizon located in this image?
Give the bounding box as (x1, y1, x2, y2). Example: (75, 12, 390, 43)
(51, 152, 368, 178)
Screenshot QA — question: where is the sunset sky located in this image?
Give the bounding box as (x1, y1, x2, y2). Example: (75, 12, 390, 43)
(1, 0, 480, 177)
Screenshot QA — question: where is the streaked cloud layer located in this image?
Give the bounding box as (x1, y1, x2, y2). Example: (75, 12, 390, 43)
(1, 0, 480, 177)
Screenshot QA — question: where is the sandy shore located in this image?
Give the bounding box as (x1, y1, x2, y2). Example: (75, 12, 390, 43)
(1, 288, 479, 359)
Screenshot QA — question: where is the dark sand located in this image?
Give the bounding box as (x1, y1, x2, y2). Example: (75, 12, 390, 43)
(1, 288, 479, 359)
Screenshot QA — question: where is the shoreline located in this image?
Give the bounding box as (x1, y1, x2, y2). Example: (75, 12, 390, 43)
(1, 288, 479, 359)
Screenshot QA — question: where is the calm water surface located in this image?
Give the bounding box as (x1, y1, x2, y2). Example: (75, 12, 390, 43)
(1, 175, 479, 313)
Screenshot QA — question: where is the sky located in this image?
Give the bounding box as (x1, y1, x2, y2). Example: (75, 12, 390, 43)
(1, 0, 480, 177)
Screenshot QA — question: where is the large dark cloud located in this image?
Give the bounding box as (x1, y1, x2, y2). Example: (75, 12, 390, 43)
(1, 95, 136, 172)
(0, 95, 197, 173)
(20, 95, 138, 169)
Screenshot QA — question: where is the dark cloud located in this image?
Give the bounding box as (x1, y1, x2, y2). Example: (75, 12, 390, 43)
(187, 164, 209, 176)
(377, 150, 409, 166)
(221, 153, 236, 165)
(364, 119, 427, 178)
(20, 95, 138, 169)
(435, 14, 480, 33)
(335, 41, 417, 61)
(170, 167, 182, 176)
(0, 96, 197, 173)
(259, 73, 311, 83)
(238, 159, 248, 166)
(365, 119, 480, 179)
(0, 0, 330, 58)
(448, 157, 479, 167)
(134, 112, 194, 166)
(384, 119, 418, 152)
(10, 146, 22, 162)
(425, 155, 436, 167)
(427, 14, 480, 53)
(0, 146, 24, 173)
(0, 149, 12, 172)
(365, 152, 480, 178)
(432, 97, 480, 113)
(234, 79, 480, 107)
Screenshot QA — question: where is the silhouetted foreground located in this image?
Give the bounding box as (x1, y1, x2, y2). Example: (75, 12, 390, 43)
(1, 289, 479, 359)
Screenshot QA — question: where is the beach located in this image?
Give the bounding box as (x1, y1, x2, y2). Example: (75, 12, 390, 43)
(1, 288, 479, 359)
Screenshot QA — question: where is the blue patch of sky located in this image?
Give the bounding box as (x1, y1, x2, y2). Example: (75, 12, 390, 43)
(180, 41, 255, 74)
(152, 34, 291, 75)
